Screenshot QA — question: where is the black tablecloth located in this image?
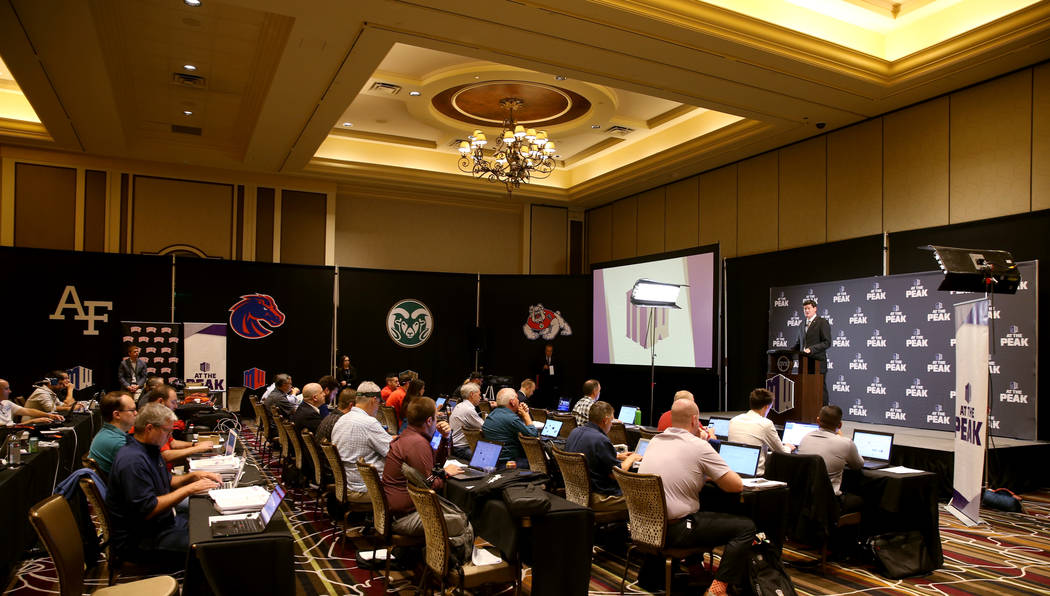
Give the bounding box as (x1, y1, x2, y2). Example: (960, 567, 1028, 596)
(185, 459, 294, 596)
(700, 483, 789, 549)
(446, 476, 594, 596)
(847, 468, 943, 565)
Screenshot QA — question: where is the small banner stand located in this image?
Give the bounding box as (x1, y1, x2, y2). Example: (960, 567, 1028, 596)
(946, 298, 989, 527)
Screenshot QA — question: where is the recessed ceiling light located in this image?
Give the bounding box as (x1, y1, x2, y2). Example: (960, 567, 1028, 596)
(184, 0, 201, 6)
(183, 64, 197, 71)
(408, 91, 421, 96)
(555, 75, 566, 81)
(591, 124, 601, 129)
(342, 122, 352, 127)
(555, 155, 561, 158)
(183, 110, 193, 116)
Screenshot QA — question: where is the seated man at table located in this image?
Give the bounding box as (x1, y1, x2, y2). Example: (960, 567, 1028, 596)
(292, 383, 325, 435)
(264, 373, 300, 419)
(0, 378, 64, 425)
(565, 400, 642, 512)
(657, 390, 713, 440)
(383, 397, 463, 535)
(517, 379, 535, 404)
(449, 382, 483, 461)
(88, 391, 137, 475)
(480, 387, 538, 467)
(572, 379, 601, 427)
(106, 403, 221, 565)
(380, 373, 399, 402)
(385, 370, 416, 429)
(316, 387, 354, 444)
(23, 371, 75, 420)
(332, 382, 391, 504)
(136, 375, 165, 409)
(638, 399, 755, 596)
(728, 388, 792, 475)
(141, 386, 215, 465)
(797, 405, 865, 512)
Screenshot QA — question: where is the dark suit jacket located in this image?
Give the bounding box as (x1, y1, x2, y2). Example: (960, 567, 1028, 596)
(117, 357, 147, 389)
(293, 402, 323, 436)
(793, 316, 831, 362)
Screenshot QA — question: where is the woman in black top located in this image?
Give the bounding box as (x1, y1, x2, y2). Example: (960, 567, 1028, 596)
(336, 355, 356, 388)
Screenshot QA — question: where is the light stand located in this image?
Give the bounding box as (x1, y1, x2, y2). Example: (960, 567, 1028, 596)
(629, 279, 684, 426)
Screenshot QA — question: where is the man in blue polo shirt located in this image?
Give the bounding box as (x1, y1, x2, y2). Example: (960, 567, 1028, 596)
(480, 388, 538, 467)
(88, 391, 137, 475)
(107, 403, 221, 564)
(565, 400, 642, 512)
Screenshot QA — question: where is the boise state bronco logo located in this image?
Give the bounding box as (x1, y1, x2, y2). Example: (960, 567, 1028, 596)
(387, 299, 432, 348)
(228, 294, 286, 339)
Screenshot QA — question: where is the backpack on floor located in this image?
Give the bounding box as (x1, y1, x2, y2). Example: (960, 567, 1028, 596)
(747, 535, 797, 596)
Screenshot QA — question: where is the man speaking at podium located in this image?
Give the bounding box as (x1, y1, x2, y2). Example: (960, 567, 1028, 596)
(793, 299, 830, 405)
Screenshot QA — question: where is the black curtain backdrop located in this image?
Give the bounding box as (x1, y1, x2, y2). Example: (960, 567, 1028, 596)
(888, 209, 1050, 440)
(0, 247, 171, 397)
(173, 258, 334, 396)
(725, 236, 884, 412)
(337, 268, 476, 397)
(477, 274, 590, 408)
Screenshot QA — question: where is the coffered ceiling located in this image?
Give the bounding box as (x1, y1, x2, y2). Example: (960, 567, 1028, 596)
(1, 0, 1048, 207)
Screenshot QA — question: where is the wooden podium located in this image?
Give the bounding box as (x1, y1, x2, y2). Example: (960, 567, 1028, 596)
(765, 349, 823, 427)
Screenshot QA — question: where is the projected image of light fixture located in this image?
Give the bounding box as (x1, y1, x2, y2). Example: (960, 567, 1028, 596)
(630, 279, 684, 308)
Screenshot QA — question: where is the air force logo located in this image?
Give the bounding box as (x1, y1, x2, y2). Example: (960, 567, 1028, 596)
(229, 293, 286, 339)
(388, 299, 432, 348)
(523, 304, 572, 340)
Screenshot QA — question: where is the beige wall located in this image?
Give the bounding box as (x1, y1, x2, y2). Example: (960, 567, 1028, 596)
(588, 65, 1050, 265)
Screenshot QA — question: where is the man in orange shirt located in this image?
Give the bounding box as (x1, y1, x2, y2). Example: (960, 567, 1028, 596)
(657, 390, 713, 440)
(380, 373, 399, 402)
(385, 370, 416, 428)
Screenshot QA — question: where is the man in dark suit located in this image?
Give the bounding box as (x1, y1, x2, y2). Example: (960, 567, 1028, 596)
(118, 345, 148, 393)
(293, 383, 325, 436)
(534, 343, 561, 409)
(793, 299, 831, 404)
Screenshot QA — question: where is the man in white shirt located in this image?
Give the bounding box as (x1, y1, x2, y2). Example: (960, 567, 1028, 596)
(728, 388, 792, 475)
(638, 399, 754, 596)
(0, 379, 64, 425)
(331, 381, 392, 503)
(449, 382, 484, 461)
(797, 405, 864, 512)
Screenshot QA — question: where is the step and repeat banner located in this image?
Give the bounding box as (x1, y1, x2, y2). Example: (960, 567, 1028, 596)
(768, 262, 1037, 440)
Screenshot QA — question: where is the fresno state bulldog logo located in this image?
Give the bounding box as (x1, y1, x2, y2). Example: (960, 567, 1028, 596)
(523, 304, 572, 340)
(387, 299, 432, 348)
(229, 294, 286, 339)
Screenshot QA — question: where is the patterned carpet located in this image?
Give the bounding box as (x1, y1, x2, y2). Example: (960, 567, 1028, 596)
(6, 422, 1050, 595)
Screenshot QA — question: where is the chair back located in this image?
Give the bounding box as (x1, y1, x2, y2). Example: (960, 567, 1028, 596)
(227, 387, 246, 413)
(463, 428, 482, 452)
(357, 459, 392, 538)
(77, 476, 110, 551)
(321, 441, 347, 503)
(551, 413, 576, 438)
(612, 467, 669, 550)
(765, 451, 839, 543)
(530, 408, 547, 423)
(550, 445, 592, 507)
(518, 433, 548, 474)
(406, 484, 451, 580)
(80, 455, 107, 482)
(251, 397, 270, 440)
(377, 405, 398, 433)
(28, 495, 85, 596)
(284, 420, 303, 469)
(638, 428, 658, 440)
(608, 421, 628, 445)
(271, 410, 290, 458)
(478, 400, 492, 417)
(301, 429, 324, 485)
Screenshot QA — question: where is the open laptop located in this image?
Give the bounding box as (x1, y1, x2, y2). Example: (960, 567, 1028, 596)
(852, 429, 894, 469)
(707, 417, 731, 440)
(209, 485, 286, 537)
(617, 405, 639, 425)
(540, 418, 563, 439)
(634, 437, 650, 457)
(223, 431, 238, 457)
(717, 442, 762, 478)
(781, 422, 819, 446)
(455, 440, 503, 479)
(556, 398, 570, 413)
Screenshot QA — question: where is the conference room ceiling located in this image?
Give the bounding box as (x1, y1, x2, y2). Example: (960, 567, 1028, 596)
(0, 0, 1048, 206)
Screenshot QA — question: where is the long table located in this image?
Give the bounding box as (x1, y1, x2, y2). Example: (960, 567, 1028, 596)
(847, 468, 943, 566)
(184, 444, 294, 596)
(446, 476, 594, 596)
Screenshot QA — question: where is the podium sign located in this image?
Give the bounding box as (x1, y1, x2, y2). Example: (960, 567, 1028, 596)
(946, 298, 989, 527)
(766, 374, 795, 413)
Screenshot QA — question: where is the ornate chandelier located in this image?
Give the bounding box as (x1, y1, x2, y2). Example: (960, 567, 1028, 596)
(457, 97, 557, 193)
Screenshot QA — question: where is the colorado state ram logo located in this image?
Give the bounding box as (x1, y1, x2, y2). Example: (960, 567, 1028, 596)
(229, 293, 286, 339)
(387, 299, 432, 348)
(523, 304, 572, 340)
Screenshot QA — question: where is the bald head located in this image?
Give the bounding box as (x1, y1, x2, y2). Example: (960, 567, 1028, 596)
(673, 390, 694, 403)
(302, 383, 324, 405)
(670, 398, 699, 427)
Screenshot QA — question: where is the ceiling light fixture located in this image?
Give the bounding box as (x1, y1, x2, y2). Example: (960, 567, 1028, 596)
(409, 90, 421, 96)
(342, 122, 352, 127)
(183, 64, 197, 71)
(184, 0, 201, 6)
(183, 110, 193, 116)
(458, 97, 556, 194)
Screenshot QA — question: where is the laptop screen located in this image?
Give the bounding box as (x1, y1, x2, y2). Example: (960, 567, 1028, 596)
(708, 417, 730, 438)
(853, 430, 893, 461)
(541, 419, 563, 438)
(557, 398, 570, 412)
(260, 485, 286, 525)
(781, 422, 819, 445)
(635, 438, 650, 456)
(719, 443, 761, 477)
(617, 405, 638, 424)
(224, 431, 237, 457)
(470, 440, 502, 469)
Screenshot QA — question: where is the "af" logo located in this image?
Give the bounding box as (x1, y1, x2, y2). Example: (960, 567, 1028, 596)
(49, 286, 112, 336)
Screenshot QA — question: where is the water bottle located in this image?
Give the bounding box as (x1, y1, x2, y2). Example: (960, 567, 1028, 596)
(189, 422, 198, 443)
(9, 439, 21, 466)
(634, 409, 642, 426)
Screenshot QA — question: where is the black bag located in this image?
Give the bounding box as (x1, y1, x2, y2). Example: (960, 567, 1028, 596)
(502, 481, 551, 516)
(868, 530, 937, 579)
(747, 537, 797, 596)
